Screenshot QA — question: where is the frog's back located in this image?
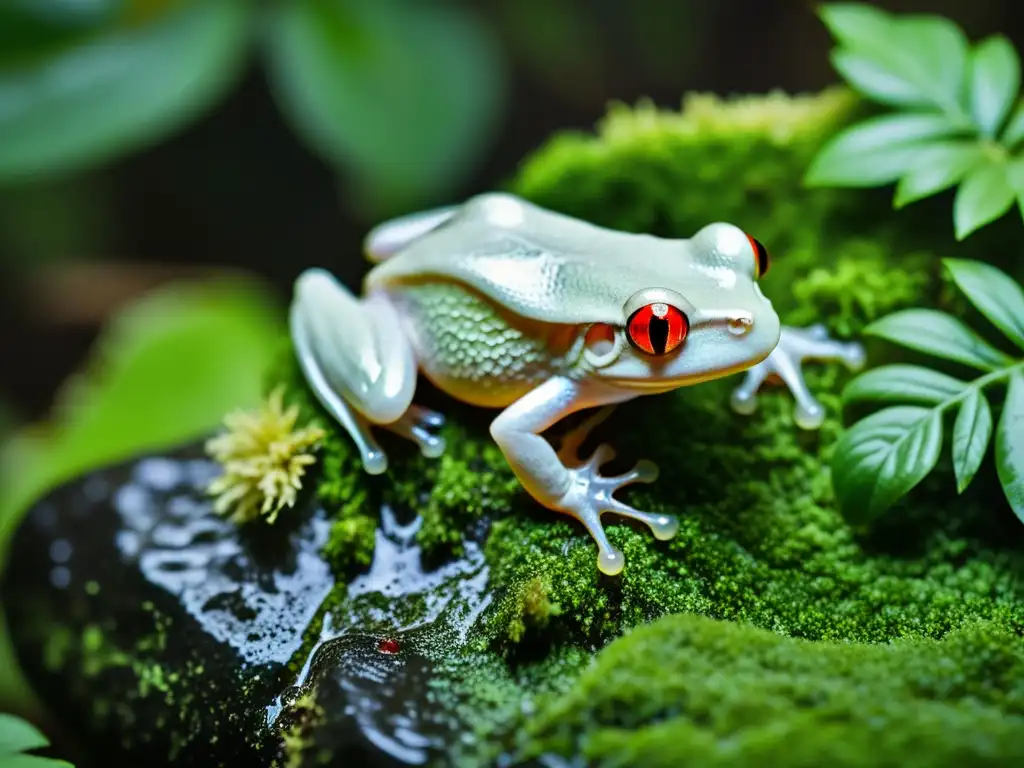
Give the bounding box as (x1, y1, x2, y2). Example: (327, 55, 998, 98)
(364, 193, 694, 327)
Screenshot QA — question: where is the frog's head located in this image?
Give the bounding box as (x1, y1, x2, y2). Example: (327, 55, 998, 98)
(583, 222, 781, 391)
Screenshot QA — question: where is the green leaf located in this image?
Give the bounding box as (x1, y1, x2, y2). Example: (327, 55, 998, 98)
(1006, 156, 1024, 224)
(952, 389, 993, 492)
(894, 14, 970, 115)
(842, 364, 967, 405)
(893, 141, 985, 208)
(831, 405, 943, 523)
(1001, 101, 1024, 148)
(968, 35, 1021, 137)
(996, 371, 1024, 524)
(0, 713, 48, 754)
(265, 0, 505, 211)
(4, 757, 75, 768)
(805, 113, 961, 187)
(0, 0, 249, 184)
(943, 259, 1024, 352)
(953, 161, 1016, 239)
(0, 277, 283, 566)
(819, 3, 897, 51)
(0, 712, 71, 765)
(830, 49, 926, 108)
(819, 4, 969, 116)
(865, 308, 1015, 371)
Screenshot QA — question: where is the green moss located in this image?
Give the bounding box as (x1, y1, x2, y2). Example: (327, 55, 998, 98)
(273, 688, 326, 768)
(485, 574, 561, 646)
(786, 243, 933, 337)
(265, 87, 1024, 765)
(509, 613, 1024, 766)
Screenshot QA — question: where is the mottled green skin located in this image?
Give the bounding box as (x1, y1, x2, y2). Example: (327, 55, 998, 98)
(285, 86, 1024, 765)
(389, 281, 570, 403)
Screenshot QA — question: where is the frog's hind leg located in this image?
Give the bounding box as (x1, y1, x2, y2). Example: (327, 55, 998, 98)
(364, 205, 458, 263)
(290, 269, 444, 474)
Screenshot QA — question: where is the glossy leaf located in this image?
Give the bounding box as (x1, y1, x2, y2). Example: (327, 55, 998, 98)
(819, 3, 897, 52)
(865, 309, 1014, 371)
(892, 14, 970, 115)
(831, 406, 943, 523)
(996, 372, 1024, 524)
(943, 259, 1024, 352)
(805, 113, 961, 187)
(0, 713, 71, 767)
(0, 0, 249, 184)
(952, 389, 993, 492)
(953, 161, 1016, 240)
(0, 714, 47, 754)
(1002, 101, 1024, 148)
(830, 48, 926, 108)
(893, 141, 985, 208)
(819, 4, 969, 116)
(265, 0, 505, 211)
(842, 364, 966, 405)
(968, 35, 1021, 137)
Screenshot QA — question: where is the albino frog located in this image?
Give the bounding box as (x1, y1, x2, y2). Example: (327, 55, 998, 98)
(290, 193, 864, 575)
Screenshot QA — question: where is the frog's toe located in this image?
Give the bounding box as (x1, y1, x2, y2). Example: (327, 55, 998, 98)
(409, 404, 446, 428)
(730, 324, 866, 430)
(385, 404, 447, 458)
(560, 446, 676, 575)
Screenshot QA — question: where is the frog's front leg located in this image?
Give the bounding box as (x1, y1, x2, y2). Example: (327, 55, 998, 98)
(291, 269, 446, 474)
(490, 378, 678, 576)
(730, 324, 865, 429)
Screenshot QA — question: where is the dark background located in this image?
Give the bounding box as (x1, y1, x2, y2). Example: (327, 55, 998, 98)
(1, 0, 1021, 426)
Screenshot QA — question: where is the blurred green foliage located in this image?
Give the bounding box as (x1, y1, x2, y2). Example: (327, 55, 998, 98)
(0, 1, 250, 184)
(0, 712, 72, 767)
(807, 3, 1024, 240)
(265, 0, 505, 213)
(0, 275, 285, 713)
(0, 0, 507, 213)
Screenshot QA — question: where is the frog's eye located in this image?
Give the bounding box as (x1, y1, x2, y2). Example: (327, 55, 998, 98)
(745, 233, 770, 278)
(626, 302, 688, 356)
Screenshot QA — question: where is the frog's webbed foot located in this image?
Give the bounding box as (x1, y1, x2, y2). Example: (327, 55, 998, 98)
(382, 404, 447, 458)
(730, 323, 866, 429)
(558, 442, 677, 576)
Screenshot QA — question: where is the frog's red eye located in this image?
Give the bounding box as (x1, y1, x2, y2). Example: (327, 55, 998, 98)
(746, 233, 770, 278)
(627, 302, 688, 356)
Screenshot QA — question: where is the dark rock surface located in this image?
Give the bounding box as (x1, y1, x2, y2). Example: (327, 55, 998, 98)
(1, 442, 491, 767)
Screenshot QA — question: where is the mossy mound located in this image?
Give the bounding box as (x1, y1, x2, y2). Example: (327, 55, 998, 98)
(509, 612, 1024, 766)
(280, 87, 1024, 763)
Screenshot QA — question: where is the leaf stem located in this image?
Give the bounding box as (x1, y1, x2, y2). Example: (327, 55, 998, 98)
(936, 359, 1024, 414)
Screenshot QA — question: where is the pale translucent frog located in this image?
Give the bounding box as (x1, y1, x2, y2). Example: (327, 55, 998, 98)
(290, 193, 864, 575)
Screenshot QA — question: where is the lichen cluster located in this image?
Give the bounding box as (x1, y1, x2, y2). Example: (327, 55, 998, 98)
(264, 85, 1024, 764)
(205, 386, 325, 524)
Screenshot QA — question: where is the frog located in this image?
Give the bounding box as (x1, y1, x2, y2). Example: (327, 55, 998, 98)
(290, 193, 865, 575)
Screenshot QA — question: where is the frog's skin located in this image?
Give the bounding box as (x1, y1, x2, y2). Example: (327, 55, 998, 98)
(290, 193, 864, 575)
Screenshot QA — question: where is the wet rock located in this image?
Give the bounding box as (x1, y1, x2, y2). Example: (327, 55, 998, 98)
(1, 441, 493, 767)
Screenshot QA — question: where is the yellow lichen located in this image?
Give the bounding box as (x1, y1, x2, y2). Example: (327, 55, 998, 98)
(205, 386, 325, 524)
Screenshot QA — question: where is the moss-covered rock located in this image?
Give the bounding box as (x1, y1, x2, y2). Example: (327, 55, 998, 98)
(281, 86, 1024, 763)
(508, 613, 1024, 766)
(6, 87, 1024, 767)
